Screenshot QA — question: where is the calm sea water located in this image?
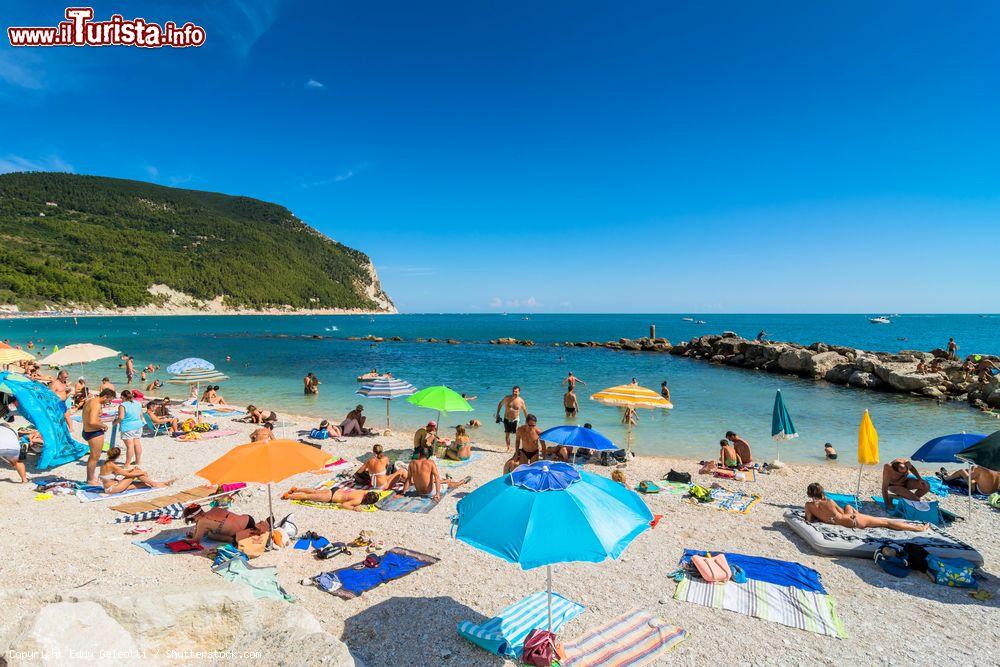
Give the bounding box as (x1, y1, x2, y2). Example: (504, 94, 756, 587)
(3, 314, 998, 463)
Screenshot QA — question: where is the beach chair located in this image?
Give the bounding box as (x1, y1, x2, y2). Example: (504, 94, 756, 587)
(142, 412, 169, 437)
(457, 591, 584, 658)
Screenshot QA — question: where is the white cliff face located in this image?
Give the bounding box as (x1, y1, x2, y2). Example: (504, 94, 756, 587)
(359, 260, 396, 313)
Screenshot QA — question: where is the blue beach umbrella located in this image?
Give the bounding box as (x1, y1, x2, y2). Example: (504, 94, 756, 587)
(911, 433, 986, 464)
(771, 390, 797, 464)
(356, 377, 417, 428)
(166, 357, 215, 375)
(538, 425, 618, 452)
(455, 461, 652, 630)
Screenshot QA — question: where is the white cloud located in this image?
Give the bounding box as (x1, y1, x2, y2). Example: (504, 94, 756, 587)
(300, 162, 370, 189)
(305, 79, 325, 89)
(489, 297, 503, 308)
(491, 296, 542, 310)
(0, 154, 74, 175)
(0, 52, 45, 90)
(145, 165, 160, 179)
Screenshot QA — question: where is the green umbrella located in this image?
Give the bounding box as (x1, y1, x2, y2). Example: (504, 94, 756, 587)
(957, 430, 1000, 472)
(406, 385, 473, 428)
(770, 390, 798, 465)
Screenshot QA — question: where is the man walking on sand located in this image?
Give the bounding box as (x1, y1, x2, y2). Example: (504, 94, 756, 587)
(82, 388, 115, 484)
(495, 386, 527, 452)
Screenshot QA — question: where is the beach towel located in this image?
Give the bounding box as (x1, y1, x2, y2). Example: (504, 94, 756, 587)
(943, 477, 990, 499)
(921, 475, 949, 497)
(562, 609, 687, 667)
(76, 485, 156, 503)
(214, 557, 293, 601)
(674, 575, 846, 638)
(708, 488, 760, 514)
(457, 591, 585, 658)
(132, 528, 227, 556)
(435, 451, 482, 468)
(375, 487, 451, 513)
(110, 485, 217, 513)
(291, 489, 393, 512)
(314, 548, 438, 600)
(659, 481, 691, 495)
(825, 493, 860, 509)
(180, 428, 238, 440)
(680, 550, 826, 593)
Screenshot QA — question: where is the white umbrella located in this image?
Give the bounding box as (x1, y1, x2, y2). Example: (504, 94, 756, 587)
(39, 343, 119, 367)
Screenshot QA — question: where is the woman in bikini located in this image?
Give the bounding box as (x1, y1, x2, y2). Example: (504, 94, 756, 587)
(354, 444, 407, 490)
(183, 504, 259, 543)
(281, 486, 382, 511)
(98, 446, 174, 495)
(444, 425, 473, 461)
(804, 483, 928, 532)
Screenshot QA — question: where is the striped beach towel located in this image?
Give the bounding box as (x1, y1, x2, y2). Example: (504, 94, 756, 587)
(113, 502, 186, 523)
(375, 487, 450, 513)
(562, 609, 686, 667)
(457, 591, 584, 658)
(674, 577, 846, 638)
(709, 488, 760, 514)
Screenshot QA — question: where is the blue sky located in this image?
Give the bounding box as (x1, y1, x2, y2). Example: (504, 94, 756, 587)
(2, 2, 999, 313)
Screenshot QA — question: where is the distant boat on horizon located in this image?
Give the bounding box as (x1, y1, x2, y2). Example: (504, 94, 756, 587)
(870, 316, 891, 324)
(682, 317, 694, 322)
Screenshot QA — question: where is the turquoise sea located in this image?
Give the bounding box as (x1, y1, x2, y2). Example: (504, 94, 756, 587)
(2, 314, 998, 463)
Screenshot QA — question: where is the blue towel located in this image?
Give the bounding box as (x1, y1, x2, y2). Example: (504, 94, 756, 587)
(826, 493, 860, 509)
(315, 548, 438, 599)
(680, 549, 826, 594)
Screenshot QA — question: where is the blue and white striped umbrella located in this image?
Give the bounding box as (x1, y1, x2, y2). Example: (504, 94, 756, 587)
(356, 377, 416, 429)
(167, 357, 215, 374)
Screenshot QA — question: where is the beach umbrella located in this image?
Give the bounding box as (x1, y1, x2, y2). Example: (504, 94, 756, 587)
(591, 383, 671, 453)
(406, 385, 473, 428)
(538, 424, 618, 463)
(356, 377, 417, 429)
(911, 433, 986, 463)
(454, 461, 652, 630)
(166, 357, 215, 374)
(38, 343, 118, 366)
(957, 430, 1000, 472)
(771, 390, 798, 465)
(167, 367, 229, 420)
(856, 410, 879, 499)
(196, 439, 330, 546)
(0, 347, 35, 366)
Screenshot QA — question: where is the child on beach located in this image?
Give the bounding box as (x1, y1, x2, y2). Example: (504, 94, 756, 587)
(718, 439, 742, 469)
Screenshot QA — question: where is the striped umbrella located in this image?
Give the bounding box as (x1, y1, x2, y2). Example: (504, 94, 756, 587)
(168, 368, 229, 420)
(356, 377, 417, 429)
(112, 503, 186, 523)
(167, 357, 215, 374)
(0, 347, 34, 366)
(591, 384, 672, 453)
(771, 390, 797, 464)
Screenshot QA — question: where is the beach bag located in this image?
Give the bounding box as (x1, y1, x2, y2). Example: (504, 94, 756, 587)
(521, 629, 565, 667)
(666, 469, 691, 484)
(891, 499, 943, 526)
(873, 544, 909, 578)
(689, 484, 712, 503)
(309, 428, 329, 440)
(926, 555, 976, 588)
(690, 553, 731, 583)
(237, 532, 268, 559)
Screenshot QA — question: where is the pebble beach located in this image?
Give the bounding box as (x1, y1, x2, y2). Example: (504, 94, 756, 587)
(1, 415, 997, 666)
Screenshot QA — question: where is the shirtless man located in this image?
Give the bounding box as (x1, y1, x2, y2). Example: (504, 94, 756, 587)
(562, 372, 586, 391)
(505, 414, 541, 473)
(125, 355, 135, 385)
(406, 445, 468, 501)
(718, 439, 742, 468)
(99, 377, 116, 393)
(881, 458, 930, 511)
(938, 466, 1000, 495)
(563, 388, 579, 418)
(250, 422, 274, 442)
(805, 483, 927, 532)
(82, 388, 115, 484)
(726, 431, 752, 464)
(495, 386, 527, 452)
(49, 370, 70, 401)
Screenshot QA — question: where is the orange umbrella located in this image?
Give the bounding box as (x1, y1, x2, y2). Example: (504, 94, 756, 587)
(197, 439, 332, 541)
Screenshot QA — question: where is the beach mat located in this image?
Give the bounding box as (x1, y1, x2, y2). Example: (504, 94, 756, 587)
(375, 487, 451, 513)
(435, 451, 482, 468)
(314, 548, 439, 599)
(76, 485, 156, 503)
(214, 558, 293, 601)
(659, 481, 691, 495)
(709, 488, 760, 514)
(132, 528, 227, 556)
(110, 485, 216, 513)
(562, 609, 687, 667)
(175, 428, 239, 440)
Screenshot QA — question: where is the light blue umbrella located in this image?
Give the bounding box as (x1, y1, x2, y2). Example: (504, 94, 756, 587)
(454, 461, 652, 629)
(166, 357, 215, 374)
(356, 377, 417, 429)
(771, 390, 797, 463)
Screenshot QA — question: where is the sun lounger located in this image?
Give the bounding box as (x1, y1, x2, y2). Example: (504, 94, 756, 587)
(783, 509, 983, 564)
(561, 609, 686, 667)
(457, 591, 585, 658)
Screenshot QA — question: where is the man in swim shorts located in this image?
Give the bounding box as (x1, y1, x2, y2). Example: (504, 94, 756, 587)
(563, 387, 578, 418)
(495, 385, 527, 452)
(505, 414, 542, 474)
(82, 388, 116, 485)
(881, 458, 930, 511)
(406, 445, 468, 501)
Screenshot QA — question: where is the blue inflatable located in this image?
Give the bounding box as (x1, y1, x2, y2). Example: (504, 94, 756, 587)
(0, 371, 88, 469)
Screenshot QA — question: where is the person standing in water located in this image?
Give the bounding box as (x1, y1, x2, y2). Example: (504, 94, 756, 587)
(562, 372, 586, 390)
(660, 381, 671, 402)
(563, 387, 579, 418)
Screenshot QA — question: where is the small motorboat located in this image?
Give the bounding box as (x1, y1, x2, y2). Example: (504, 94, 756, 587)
(682, 317, 694, 322)
(869, 316, 891, 324)
(695, 320, 707, 324)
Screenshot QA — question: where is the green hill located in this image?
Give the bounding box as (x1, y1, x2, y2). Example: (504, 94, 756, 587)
(0, 172, 394, 312)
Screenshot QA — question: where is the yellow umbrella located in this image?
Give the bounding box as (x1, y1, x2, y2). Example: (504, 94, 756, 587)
(591, 384, 673, 454)
(0, 347, 35, 366)
(856, 409, 880, 498)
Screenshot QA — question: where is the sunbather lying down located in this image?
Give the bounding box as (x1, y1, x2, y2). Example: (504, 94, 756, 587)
(805, 483, 928, 532)
(282, 486, 381, 511)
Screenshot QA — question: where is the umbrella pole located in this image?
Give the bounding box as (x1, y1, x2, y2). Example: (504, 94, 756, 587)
(547, 565, 553, 632)
(266, 481, 275, 550)
(855, 464, 864, 501)
(386, 399, 390, 430)
(968, 461, 973, 518)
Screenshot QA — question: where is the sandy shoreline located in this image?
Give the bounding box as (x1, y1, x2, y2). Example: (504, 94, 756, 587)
(1, 413, 997, 666)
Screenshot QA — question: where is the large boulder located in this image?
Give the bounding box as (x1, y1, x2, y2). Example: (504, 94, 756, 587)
(807, 351, 849, 378)
(872, 361, 942, 392)
(824, 363, 856, 385)
(7, 601, 140, 665)
(848, 370, 884, 389)
(777, 348, 814, 374)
